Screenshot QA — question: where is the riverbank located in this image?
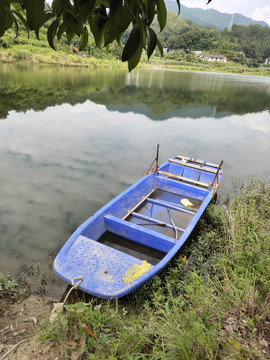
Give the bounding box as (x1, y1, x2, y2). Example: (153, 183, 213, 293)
(144, 58, 270, 77)
(0, 178, 269, 359)
(1, 47, 270, 76)
(0, 49, 125, 69)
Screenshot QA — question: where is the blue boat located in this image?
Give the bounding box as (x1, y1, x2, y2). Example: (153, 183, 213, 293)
(54, 152, 223, 298)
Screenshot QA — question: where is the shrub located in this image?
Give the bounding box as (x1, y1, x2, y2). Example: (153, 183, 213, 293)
(0, 273, 18, 300)
(13, 49, 32, 62)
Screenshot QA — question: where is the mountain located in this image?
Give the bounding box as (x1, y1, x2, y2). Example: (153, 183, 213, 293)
(165, 0, 269, 30)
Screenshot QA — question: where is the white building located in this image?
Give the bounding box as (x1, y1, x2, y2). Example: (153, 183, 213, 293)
(199, 54, 227, 63)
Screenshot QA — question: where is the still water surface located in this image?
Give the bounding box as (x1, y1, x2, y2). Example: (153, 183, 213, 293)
(0, 64, 269, 297)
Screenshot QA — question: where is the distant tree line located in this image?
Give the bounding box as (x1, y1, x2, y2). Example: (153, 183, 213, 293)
(151, 11, 270, 66)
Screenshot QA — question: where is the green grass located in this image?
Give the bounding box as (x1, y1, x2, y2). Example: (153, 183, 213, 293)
(1, 29, 269, 75)
(143, 57, 270, 77)
(0, 45, 125, 69)
(0, 273, 19, 301)
(0, 27, 124, 69)
(38, 178, 270, 359)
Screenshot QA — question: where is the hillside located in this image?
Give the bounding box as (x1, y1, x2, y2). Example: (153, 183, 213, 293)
(165, 0, 269, 30)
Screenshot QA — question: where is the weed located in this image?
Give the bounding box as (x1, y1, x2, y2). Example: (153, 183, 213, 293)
(38, 179, 270, 359)
(0, 273, 18, 299)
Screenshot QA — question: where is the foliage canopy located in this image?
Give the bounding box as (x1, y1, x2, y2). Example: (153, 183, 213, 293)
(0, 0, 213, 70)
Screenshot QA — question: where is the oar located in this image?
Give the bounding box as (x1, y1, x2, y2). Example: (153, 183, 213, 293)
(167, 208, 178, 241)
(136, 221, 166, 226)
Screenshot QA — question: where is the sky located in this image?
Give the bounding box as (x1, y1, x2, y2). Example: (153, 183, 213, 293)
(45, 0, 270, 26)
(181, 0, 270, 26)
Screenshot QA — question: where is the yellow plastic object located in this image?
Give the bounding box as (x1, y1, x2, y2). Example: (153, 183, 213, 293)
(179, 254, 187, 262)
(122, 261, 151, 283)
(180, 198, 193, 207)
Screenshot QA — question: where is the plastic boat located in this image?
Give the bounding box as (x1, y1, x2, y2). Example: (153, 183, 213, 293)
(54, 153, 223, 298)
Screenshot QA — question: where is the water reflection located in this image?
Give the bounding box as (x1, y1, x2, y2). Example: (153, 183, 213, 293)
(0, 65, 269, 298)
(0, 64, 269, 120)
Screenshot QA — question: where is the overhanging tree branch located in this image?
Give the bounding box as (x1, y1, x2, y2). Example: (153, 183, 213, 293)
(0, 0, 213, 71)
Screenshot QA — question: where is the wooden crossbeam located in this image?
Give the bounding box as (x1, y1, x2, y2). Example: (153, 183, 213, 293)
(175, 155, 220, 169)
(122, 189, 155, 220)
(158, 170, 212, 188)
(169, 158, 222, 174)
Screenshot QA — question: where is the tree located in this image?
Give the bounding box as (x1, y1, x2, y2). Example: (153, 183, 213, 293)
(0, 0, 213, 71)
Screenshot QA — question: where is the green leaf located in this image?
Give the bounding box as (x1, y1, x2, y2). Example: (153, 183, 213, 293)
(118, 3, 133, 33)
(0, 2, 7, 37)
(122, 26, 141, 62)
(79, 26, 88, 51)
(5, 9, 14, 31)
(47, 19, 59, 50)
(0, 1, 14, 37)
(141, 24, 147, 49)
(67, 20, 81, 37)
(157, 38, 163, 57)
(175, 0, 181, 15)
(57, 20, 68, 40)
(11, 10, 30, 34)
(146, 0, 156, 25)
(12, 14, 19, 38)
(157, 0, 167, 32)
(96, 3, 107, 18)
(109, 0, 122, 19)
(52, 0, 68, 16)
(66, 27, 75, 44)
(40, 12, 54, 27)
(97, 14, 107, 30)
(104, 3, 132, 45)
(147, 27, 157, 60)
(104, 21, 120, 47)
(24, 0, 45, 37)
(64, 7, 79, 25)
(104, 2, 132, 47)
(78, 0, 95, 23)
(89, 14, 103, 48)
(128, 40, 143, 72)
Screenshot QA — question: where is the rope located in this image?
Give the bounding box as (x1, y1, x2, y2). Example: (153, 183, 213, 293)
(61, 276, 83, 311)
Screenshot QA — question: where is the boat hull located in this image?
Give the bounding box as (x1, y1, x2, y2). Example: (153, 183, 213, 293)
(54, 156, 223, 298)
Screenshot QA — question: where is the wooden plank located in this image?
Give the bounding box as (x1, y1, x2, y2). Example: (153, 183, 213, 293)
(169, 158, 223, 174)
(158, 170, 213, 188)
(122, 189, 155, 220)
(175, 155, 220, 168)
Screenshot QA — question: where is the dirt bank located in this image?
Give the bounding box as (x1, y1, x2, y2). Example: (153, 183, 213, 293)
(0, 295, 53, 360)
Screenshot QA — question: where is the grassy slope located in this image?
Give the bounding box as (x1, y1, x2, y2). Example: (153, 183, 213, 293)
(1, 27, 270, 76)
(0, 27, 125, 69)
(37, 178, 270, 359)
(145, 57, 270, 77)
(1, 44, 269, 76)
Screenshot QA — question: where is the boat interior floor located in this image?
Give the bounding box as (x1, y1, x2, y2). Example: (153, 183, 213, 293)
(98, 185, 205, 264)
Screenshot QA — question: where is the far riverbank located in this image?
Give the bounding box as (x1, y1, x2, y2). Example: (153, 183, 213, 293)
(1, 48, 270, 76)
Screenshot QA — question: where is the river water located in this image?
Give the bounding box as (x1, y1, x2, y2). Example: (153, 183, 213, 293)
(0, 64, 269, 297)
